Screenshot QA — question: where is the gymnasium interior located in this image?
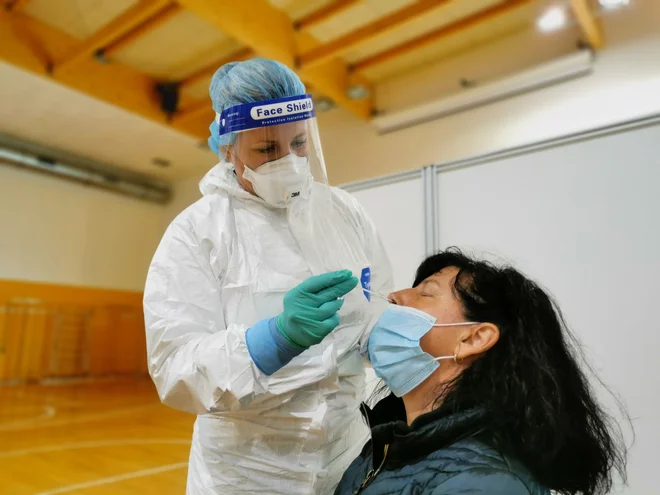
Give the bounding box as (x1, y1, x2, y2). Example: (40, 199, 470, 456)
(1, 0, 658, 493)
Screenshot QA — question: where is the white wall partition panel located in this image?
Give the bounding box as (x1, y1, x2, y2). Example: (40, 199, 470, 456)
(346, 173, 427, 292)
(344, 172, 427, 400)
(435, 119, 660, 494)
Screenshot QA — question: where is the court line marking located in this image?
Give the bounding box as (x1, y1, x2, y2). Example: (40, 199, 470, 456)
(0, 403, 161, 431)
(41, 398, 84, 407)
(35, 462, 189, 495)
(0, 405, 56, 429)
(0, 438, 191, 458)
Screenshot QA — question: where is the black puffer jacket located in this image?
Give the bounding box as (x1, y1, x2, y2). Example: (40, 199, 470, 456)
(335, 394, 549, 495)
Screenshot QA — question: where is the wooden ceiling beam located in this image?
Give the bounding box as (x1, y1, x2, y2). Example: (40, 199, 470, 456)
(175, 0, 372, 119)
(0, 10, 207, 139)
(172, 99, 213, 125)
(4, 7, 51, 68)
(53, 0, 173, 75)
(569, 0, 604, 50)
(299, 0, 453, 69)
(294, 0, 361, 30)
(102, 3, 183, 59)
(352, 0, 532, 73)
(180, 48, 253, 92)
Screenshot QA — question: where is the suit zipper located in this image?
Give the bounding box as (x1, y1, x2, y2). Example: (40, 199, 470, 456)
(354, 444, 389, 494)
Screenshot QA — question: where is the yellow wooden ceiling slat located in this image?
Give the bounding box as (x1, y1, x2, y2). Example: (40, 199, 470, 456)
(0, 10, 208, 139)
(180, 48, 253, 93)
(176, 0, 296, 65)
(175, 0, 372, 120)
(53, 0, 173, 75)
(352, 0, 532, 73)
(103, 4, 183, 59)
(299, 0, 454, 69)
(294, 0, 361, 30)
(569, 0, 604, 49)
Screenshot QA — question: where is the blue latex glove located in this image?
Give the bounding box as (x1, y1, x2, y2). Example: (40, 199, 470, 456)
(246, 271, 358, 375)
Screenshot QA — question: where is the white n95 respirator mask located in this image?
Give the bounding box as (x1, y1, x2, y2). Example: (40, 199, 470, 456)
(243, 153, 312, 208)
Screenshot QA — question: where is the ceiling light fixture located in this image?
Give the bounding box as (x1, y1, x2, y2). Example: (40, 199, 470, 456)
(314, 97, 336, 112)
(599, 0, 630, 9)
(537, 5, 567, 33)
(346, 84, 370, 100)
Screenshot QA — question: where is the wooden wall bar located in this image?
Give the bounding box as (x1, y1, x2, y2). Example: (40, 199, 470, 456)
(0, 280, 147, 383)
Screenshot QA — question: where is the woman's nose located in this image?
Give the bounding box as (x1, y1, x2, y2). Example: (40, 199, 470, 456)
(388, 289, 411, 306)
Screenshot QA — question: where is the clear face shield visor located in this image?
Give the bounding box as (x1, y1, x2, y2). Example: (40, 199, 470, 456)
(217, 94, 328, 208)
(217, 94, 369, 285)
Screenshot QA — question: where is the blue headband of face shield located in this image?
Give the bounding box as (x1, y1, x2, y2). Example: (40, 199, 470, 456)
(208, 94, 315, 156)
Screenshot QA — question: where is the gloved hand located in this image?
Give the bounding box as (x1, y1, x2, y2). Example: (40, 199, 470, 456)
(277, 270, 358, 349)
(245, 270, 359, 375)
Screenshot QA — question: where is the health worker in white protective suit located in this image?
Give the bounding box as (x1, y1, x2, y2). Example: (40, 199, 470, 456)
(144, 58, 393, 494)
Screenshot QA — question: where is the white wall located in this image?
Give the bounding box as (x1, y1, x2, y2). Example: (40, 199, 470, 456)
(434, 121, 659, 494)
(318, 1, 660, 185)
(0, 165, 164, 291)
(348, 177, 426, 290)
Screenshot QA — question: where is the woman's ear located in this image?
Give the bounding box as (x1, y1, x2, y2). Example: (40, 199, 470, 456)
(456, 323, 500, 361)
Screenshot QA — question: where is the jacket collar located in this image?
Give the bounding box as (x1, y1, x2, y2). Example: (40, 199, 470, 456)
(362, 394, 487, 467)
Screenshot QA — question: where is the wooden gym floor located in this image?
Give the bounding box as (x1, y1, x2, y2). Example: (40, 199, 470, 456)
(0, 379, 194, 494)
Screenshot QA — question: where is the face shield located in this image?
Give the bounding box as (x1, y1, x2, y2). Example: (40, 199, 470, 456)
(217, 94, 369, 280)
(217, 94, 328, 209)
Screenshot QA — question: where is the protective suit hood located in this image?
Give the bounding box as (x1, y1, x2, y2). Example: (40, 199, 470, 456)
(199, 162, 257, 202)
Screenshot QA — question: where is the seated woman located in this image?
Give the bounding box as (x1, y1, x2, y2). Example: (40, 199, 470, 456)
(336, 248, 627, 495)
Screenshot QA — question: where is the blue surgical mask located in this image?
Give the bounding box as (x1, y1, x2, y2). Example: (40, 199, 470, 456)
(368, 305, 478, 398)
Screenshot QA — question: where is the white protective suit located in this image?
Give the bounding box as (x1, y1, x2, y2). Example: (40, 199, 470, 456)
(144, 162, 393, 494)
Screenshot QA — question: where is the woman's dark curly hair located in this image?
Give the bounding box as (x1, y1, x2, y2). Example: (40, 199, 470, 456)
(413, 248, 629, 495)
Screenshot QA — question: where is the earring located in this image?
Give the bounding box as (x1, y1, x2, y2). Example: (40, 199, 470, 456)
(453, 342, 464, 365)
